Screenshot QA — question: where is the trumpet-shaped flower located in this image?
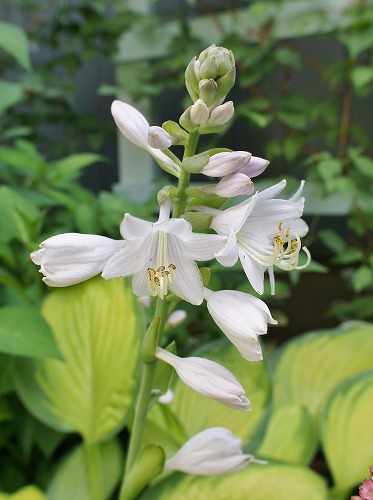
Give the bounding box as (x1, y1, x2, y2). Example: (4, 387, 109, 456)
(155, 347, 250, 411)
(204, 288, 277, 360)
(213, 179, 310, 294)
(30, 234, 124, 287)
(164, 427, 259, 476)
(111, 100, 180, 177)
(202, 172, 254, 197)
(102, 200, 226, 305)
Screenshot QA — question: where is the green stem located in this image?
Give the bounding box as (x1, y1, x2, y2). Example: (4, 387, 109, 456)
(122, 298, 169, 479)
(173, 129, 200, 218)
(84, 441, 103, 500)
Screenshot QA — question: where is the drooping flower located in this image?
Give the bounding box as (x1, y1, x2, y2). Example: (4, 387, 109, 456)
(155, 347, 250, 411)
(164, 427, 262, 476)
(111, 100, 180, 177)
(213, 179, 310, 294)
(201, 151, 268, 179)
(102, 199, 226, 305)
(30, 234, 124, 287)
(204, 288, 277, 360)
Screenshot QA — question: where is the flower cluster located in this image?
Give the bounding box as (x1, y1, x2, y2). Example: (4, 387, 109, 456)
(31, 44, 310, 478)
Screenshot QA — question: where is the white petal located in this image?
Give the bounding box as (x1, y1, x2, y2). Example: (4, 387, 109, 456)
(289, 180, 305, 202)
(239, 155, 269, 178)
(119, 213, 153, 240)
(202, 151, 251, 177)
(181, 232, 227, 261)
(256, 179, 287, 201)
(215, 229, 239, 267)
(213, 173, 254, 197)
(239, 248, 265, 295)
(211, 194, 257, 235)
(32, 233, 124, 287)
(148, 126, 172, 149)
(167, 236, 204, 305)
(111, 100, 150, 148)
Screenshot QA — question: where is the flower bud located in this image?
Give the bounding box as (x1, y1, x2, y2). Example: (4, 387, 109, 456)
(200, 55, 219, 80)
(155, 347, 250, 411)
(185, 57, 201, 102)
(215, 65, 236, 101)
(204, 173, 254, 198)
(179, 106, 196, 132)
(148, 126, 172, 149)
(166, 310, 187, 328)
(164, 427, 257, 476)
(207, 101, 234, 127)
(198, 79, 218, 107)
(190, 99, 209, 125)
(162, 120, 189, 146)
(198, 44, 216, 64)
(202, 151, 252, 177)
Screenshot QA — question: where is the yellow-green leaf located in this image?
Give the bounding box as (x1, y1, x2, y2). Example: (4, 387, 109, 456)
(321, 370, 373, 491)
(14, 277, 142, 442)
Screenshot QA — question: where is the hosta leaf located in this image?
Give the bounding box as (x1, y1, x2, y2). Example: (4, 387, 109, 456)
(0, 21, 31, 70)
(255, 404, 318, 465)
(0, 305, 61, 360)
(47, 439, 122, 500)
(141, 463, 328, 500)
(321, 370, 373, 491)
(0, 485, 46, 500)
(271, 325, 373, 424)
(14, 277, 142, 442)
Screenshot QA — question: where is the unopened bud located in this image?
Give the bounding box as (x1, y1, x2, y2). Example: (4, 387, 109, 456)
(202, 151, 252, 177)
(215, 66, 236, 101)
(200, 56, 219, 80)
(166, 310, 187, 328)
(190, 99, 209, 125)
(198, 79, 218, 107)
(185, 57, 201, 102)
(179, 106, 196, 132)
(204, 173, 254, 197)
(198, 44, 216, 64)
(148, 126, 172, 149)
(162, 120, 189, 146)
(207, 101, 234, 127)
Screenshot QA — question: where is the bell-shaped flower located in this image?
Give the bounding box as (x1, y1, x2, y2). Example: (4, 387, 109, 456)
(204, 288, 277, 361)
(102, 199, 226, 306)
(111, 100, 180, 176)
(30, 234, 124, 287)
(213, 179, 310, 294)
(155, 347, 250, 411)
(164, 427, 259, 476)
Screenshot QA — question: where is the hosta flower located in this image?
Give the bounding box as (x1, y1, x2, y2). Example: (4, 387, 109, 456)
(204, 288, 277, 360)
(102, 199, 226, 305)
(155, 347, 250, 411)
(201, 151, 268, 178)
(202, 172, 254, 197)
(213, 179, 310, 294)
(30, 234, 124, 287)
(164, 427, 258, 476)
(111, 100, 180, 176)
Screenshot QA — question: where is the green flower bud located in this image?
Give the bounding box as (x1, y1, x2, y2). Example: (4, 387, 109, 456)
(206, 101, 234, 126)
(215, 65, 236, 101)
(198, 79, 218, 107)
(198, 44, 216, 64)
(190, 99, 209, 125)
(216, 48, 235, 76)
(185, 57, 200, 102)
(200, 55, 219, 80)
(179, 106, 196, 132)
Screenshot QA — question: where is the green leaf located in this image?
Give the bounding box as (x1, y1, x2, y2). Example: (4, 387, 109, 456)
(351, 266, 373, 292)
(141, 463, 328, 500)
(0, 21, 31, 70)
(351, 66, 373, 91)
(0, 80, 24, 112)
(14, 277, 142, 442)
(316, 158, 343, 182)
(0, 186, 39, 244)
(255, 404, 318, 465)
(49, 153, 105, 183)
(321, 371, 373, 491)
(318, 229, 346, 254)
(272, 326, 373, 425)
(0, 306, 61, 360)
(47, 439, 123, 500)
(350, 153, 373, 179)
(0, 485, 46, 500)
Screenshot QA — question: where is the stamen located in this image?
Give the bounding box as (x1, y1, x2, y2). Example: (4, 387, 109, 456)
(147, 264, 177, 298)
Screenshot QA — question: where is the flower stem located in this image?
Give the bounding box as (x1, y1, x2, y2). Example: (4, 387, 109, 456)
(84, 441, 103, 500)
(173, 129, 200, 218)
(123, 297, 169, 479)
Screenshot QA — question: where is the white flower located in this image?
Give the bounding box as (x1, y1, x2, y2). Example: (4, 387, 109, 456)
(111, 100, 180, 176)
(164, 427, 256, 475)
(203, 172, 254, 197)
(147, 126, 172, 149)
(201, 151, 269, 179)
(30, 234, 124, 287)
(206, 101, 234, 126)
(102, 199, 226, 305)
(190, 99, 209, 125)
(204, 288, 277, 361)
(155, 347, 250, 411)
(213, 179, 310, 294)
